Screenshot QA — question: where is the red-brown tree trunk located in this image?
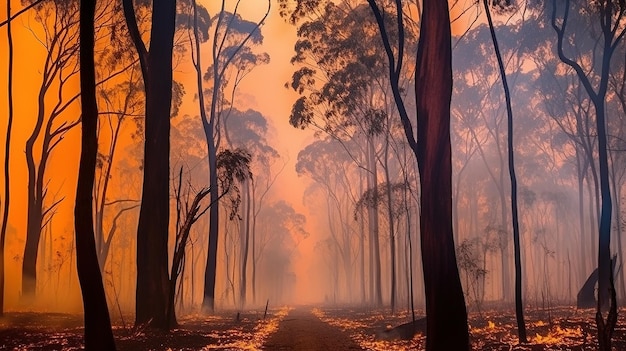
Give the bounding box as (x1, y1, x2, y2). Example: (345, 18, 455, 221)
(415, 0, 470, 349)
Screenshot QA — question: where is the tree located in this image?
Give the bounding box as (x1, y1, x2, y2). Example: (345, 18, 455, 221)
(168, 167, 210, 328)
(199, 0, 270, 312)
(94, 63, 143, 270)
(75, 0, 116, 347)
(368, 0, 470, 349)
(0, 0, 15, 315)
(482, 0, 527, 342)
(222, 108, 280, 307)
(167, 149, 251, 327)
(122, 0, 177, 330)
(22, 0, 81, 300)
(283, 0, 414, 308)
(551, 0, 625, 348)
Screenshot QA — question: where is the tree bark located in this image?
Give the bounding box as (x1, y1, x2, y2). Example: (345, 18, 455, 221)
(414, 0, 470, 349)
(123, 0, 177, 330)
(0, 0, 14, 315)
(368, 0, 469, 347)
(75, 0, 116, 347)
(483, 0, 527, 342)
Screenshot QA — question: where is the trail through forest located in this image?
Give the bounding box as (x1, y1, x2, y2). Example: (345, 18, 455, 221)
(263, 308, 362, 350)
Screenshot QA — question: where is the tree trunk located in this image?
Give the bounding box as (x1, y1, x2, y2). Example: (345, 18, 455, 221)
(383, 138, 396, 312)
(0, 0, 14, 315)
(123, 0, 177, 330)
(483, 0, 527, 342)
(240, 179, 251, 308)
(367, 140, 382, 307)
(203, 130, 219, 312)
(76, 0, 116, 346)
(414, 0, 469, 349)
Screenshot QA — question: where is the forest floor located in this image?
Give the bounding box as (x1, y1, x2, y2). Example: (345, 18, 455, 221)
(1, 305, 626, 350)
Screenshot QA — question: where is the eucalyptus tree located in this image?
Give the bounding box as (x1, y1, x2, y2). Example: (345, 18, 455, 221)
(167, 148, 250, 327)
(482, 0, 527, 341)
(187, 0, 270, 312)
(122, 0, 177, 330)
(75, 0, 116, 346)
(453, 23, 532, 303)
(1, 0, 16, 315)
(222, 108, 279, 306)
(607, 51, 626, 299)
(535, 60, 599, 280)
(93, 12, 145, 270)
(21, 0, 81, 300)
(550, 0, 626, 347)
(283, 0, 416, 308)
(367, 0, 470, 348)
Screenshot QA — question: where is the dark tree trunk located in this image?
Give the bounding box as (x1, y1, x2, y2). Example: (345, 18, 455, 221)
(22, 196, 43, 299)
(551, 0, 623, 347)
(414, 1, 469, 349)
(75, 0, 116, 347)
(123, 0, 177, 330)
(483, 0, 527, 342)
(240, 180, 251, 307)
(0, 0, 14, 315)
(202, 131, 219, 312)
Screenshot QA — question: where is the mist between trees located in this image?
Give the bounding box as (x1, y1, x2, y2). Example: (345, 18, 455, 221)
(0, 0, 625, 349)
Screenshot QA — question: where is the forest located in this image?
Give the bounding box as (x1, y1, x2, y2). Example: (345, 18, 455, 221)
(1, 0, 626, 350)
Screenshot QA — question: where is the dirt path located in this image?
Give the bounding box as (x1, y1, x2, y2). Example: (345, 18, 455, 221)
(263, 308, 362, 350)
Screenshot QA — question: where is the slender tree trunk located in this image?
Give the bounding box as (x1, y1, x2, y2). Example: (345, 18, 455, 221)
(383, 139, 396, 312)
(240, 180, 251, 308)
(483, 0, 527, 342)
(0, 0, 14, 315)
(576, 149, 587, 283)
(203, 4, 226, 313)
(551, 0, 622, 347)
(595, 101, 613, 311)
(75, 0, 116, 346)
(203, 129, 219, 312)
(368, 140, 382, 307)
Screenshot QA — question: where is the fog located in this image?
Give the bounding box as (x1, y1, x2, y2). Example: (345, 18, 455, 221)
(0, 0, 625, 349)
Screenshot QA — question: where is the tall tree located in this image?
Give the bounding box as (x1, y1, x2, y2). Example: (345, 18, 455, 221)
(94, 64, 142, 271)
(222, 108, 279, 307)
(368, 0, 470, 349)
(551, 0, 625, 348)
(75, 0, 116, 347)
(282, 1, 410, 307)
(122, 0, 177, 329)
(482, 0, 527, 342)
(200, 1, 269, 312)
(0, 0, 15, 315)
(22, 0, 81, 300)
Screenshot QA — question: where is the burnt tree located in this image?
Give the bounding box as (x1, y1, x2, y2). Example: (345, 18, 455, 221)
(123, 0, 176, 329)
(75, 0, 116, 347)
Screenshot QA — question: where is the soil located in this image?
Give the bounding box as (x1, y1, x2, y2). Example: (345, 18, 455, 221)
(263, 309, 362, 350)
(1, 305, 626, 350)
